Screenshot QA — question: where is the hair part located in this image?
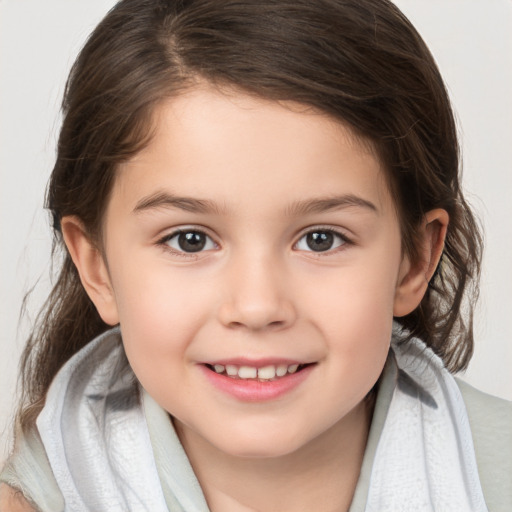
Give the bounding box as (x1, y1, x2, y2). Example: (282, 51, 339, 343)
(17, 0, 482, 431)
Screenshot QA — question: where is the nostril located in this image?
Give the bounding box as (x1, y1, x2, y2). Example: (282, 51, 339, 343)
(217, 298, 297, 331)
(227, 319, 286, 331)
(227, 321, 245, 329)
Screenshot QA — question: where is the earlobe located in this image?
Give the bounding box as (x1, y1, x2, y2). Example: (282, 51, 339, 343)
(393, 209, 449, 317)
(61, 216, 119, 326)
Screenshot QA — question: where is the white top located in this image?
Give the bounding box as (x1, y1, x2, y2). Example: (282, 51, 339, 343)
(2, 327, 511, 511)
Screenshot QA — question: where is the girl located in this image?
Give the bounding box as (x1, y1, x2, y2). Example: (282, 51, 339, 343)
(1, 0, 511, 510)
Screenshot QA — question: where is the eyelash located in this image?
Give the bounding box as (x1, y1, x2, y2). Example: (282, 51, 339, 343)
(156, 226, 353, 258)
(294, 227, 352, 255)
(157, 228, 217, 258)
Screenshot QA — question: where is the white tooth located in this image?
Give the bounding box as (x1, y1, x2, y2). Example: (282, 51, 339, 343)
(213, 364, 225, 373)
(287, 364, 299, 374)
(238, 366, 257, 379)
(276, 365, 288, 377)
(258, 365, 276, 380)
(226, 365, 238, 376)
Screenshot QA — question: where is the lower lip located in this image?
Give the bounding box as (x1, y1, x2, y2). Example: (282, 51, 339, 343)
(200, 365, 315, 402)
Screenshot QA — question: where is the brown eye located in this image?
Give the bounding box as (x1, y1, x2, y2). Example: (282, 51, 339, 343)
(164, 230, 216, 253)
(306, 232, 334, 251)
(178, 232, 206, 252)
(296, 230, 347, 253)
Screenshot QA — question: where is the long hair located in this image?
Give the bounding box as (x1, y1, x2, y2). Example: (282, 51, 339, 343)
(18, 0, 482, 430)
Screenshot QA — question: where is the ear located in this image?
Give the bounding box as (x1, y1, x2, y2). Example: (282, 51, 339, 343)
(61, 216, 119, 326)
(393, 209, 449, 317)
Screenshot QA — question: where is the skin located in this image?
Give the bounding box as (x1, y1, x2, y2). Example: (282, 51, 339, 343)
(0, 484, 36, 512)
(62, 86, 447, 512)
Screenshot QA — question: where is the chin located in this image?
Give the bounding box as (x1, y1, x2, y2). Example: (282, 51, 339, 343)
(220, 441, 299, 459)
(210, 427, 313, 459)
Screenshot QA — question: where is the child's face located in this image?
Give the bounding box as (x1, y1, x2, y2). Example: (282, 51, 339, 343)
(95, 86, 413, 458)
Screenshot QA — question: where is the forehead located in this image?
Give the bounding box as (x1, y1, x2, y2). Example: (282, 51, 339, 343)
(112, 85, 394, 218)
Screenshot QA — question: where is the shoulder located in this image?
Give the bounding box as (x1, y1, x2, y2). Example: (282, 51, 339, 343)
(455, 379, 512, 510)
(0, 426, 63, 512)
(456, 378, 512, 437)
(0, 483, 36, 512)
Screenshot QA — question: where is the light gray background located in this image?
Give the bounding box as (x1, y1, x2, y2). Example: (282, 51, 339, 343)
(1, 0, 511, 465)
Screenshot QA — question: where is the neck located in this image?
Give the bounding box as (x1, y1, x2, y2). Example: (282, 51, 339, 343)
(175, 399, 373, 512)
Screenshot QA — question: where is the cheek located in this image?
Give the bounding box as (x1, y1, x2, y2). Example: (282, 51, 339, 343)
(307, 251, 399, 333)
(109, 261, 215, 364)
(113, 273, 211, 404)
(302, 254, 399, 386)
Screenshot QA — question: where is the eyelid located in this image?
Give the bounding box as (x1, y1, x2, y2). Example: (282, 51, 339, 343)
(293, 226, 353, 254)
(156, 225, 219, 256)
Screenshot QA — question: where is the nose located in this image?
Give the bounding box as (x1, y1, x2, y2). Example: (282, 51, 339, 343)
(217, 252, 296, 331)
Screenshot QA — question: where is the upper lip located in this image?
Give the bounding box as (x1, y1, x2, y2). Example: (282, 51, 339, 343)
(201, 358, 313, 368)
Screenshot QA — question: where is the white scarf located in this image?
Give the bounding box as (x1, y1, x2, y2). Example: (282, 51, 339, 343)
(366, 329, 487, 511)
(37, 327, 488, 511)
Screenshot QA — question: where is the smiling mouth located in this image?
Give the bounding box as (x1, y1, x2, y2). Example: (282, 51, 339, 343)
(204, 363, 314, 382)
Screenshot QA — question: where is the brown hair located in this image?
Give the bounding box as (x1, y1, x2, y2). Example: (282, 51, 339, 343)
(18, 0, 482, 429)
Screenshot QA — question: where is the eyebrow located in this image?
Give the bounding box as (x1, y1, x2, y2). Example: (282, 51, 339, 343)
(133, 191, 378, 216)
(285, 194, 378, 216)
(133, 191, 226, 215)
